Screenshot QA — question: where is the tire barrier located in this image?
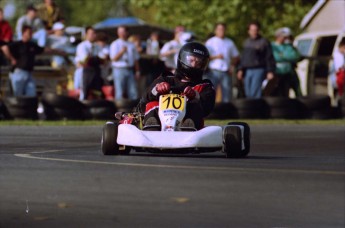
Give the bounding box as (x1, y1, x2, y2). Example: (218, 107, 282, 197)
(263, 97, 306, 119)
(232, 99, 269, 119)
(82, 100, 117, 120)
(3, 96, 39, 120)
(115, 99, 139, 113)
(206, 95, 342, 120)
(42, 93, 86, 120)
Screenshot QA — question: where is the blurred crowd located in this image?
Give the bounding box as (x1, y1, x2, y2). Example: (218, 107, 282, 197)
(1, 0, 344, 103)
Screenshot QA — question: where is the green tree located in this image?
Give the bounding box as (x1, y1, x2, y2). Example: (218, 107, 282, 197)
(129, 0, 315, 46)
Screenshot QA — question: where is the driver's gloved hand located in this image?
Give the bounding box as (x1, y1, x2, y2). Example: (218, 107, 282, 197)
(155, 82, 171, 95)
(183, 86, 199, 100)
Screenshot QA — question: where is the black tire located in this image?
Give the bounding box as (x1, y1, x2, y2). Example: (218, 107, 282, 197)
(222, 125, 242, 158)
(264, 97, 303, 109)
(53, 108, 85, 120)
(115, 99, 139, 112)
(228, 122, 250, 157)
(206, 102, 238, 119)
(232, 99, 269, 119)
(3, 96, 38, 108)
(269, 108, 304, 119)
(298, 95, 331, 110)
(42, 93, 85, 109)
(311, 108, 340, 120)
(89, 107, 116, 120)
(5, 106, 38, 120)
(82, 99, 116, 108)
(101, 122, 120, 155)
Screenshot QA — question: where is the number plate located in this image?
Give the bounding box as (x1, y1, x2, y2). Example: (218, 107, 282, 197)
(159, 94, 186, 111)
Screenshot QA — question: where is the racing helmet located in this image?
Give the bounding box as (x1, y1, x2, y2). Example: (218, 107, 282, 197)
(176, 42, 210, 80)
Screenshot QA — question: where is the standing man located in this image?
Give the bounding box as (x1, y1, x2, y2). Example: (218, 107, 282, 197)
(159, 26, 184, 72)
(206, 23, 239, 102)
(237, 22, 276, 98)
(16, 5, 47, 47)
(110, 26, 140, 100)
(1, 26, 63, 96)
(0, 7, 13, 44)
(75, 26, 104, 100)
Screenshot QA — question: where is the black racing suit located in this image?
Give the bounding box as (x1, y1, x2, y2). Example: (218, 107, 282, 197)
(140, 71, 215, 129)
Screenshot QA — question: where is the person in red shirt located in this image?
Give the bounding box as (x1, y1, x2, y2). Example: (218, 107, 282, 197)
(0, 7, 13, 44)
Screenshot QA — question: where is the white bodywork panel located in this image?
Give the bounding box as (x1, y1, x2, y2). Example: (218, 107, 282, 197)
(117, 124, 223, 149)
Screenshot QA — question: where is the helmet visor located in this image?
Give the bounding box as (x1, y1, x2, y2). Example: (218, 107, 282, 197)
(180, 51, 208, 69)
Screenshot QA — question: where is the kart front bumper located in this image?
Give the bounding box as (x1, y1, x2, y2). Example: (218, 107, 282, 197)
(117, 124, 223, 149)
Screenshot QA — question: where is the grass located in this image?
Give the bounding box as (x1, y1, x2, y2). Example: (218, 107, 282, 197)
(0, 119, 344, 126)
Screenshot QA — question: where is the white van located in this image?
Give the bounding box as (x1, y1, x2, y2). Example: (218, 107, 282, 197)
(294, 32, 344, 102)
(293, 0, 345, 105)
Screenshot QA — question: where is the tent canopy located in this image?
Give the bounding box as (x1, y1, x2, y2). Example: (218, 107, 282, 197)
(93, 17, 174, 41)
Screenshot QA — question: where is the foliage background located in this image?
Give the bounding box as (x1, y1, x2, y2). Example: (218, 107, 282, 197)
(1, 0, 315, 45)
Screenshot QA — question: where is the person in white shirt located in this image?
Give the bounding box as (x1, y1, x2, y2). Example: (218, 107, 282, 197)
(205, 23, 239, 102)
(159, 26, 184, 72)
(110, 26, 140, 100)
(75, 26, 104, 100)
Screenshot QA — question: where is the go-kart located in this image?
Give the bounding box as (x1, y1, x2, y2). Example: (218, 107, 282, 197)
(101, 93, 250, 158)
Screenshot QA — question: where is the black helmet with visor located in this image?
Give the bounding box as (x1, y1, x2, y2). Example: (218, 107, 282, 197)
(176, 42, 210, 81)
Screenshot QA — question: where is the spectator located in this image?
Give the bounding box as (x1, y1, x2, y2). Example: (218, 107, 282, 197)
(284, 31, 302, 97)
(16, 5, 47, 47)
(96, 32, 111, 85)
(146, 31, 165, 86)
(110, 26, 140, 100)
(159, 26, 184, 72)
(271, 27, 300, 97)
(205, 23, 239, 102)
(331, 39, 345, 96)
(47, 22, 73, 68)
(0, 7, 13, 74)
(0, 8, 13, 44)
(75, 26, 105, 100)
(128, 34, 144, 54)
(36, 0, 63, 31)
(237, 22, 275, 98)
(146, 31, 160, 56)
(1, 26, 64, 96)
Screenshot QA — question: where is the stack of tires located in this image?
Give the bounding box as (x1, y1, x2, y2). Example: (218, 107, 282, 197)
(42, 93, 87, 120)
(115, 99, 139, 113)
(3, 96, 39, 120)
(206, 103, 237, 119)
(298, 95, 339, 119)
(232, 99, 269, 119)
(82, 100, 117, 120)
(264, 97, 305, 119)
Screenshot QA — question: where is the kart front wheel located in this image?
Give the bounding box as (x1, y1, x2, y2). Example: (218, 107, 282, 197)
(101, 122, 120, 155)
(228, 122, 251, 157)
(223, 125, 243, 158)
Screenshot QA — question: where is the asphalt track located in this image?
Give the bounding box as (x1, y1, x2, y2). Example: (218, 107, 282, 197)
(0, 124, 344, 228)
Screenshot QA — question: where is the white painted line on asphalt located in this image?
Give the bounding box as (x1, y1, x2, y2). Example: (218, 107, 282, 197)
(14, 151, 345, 176)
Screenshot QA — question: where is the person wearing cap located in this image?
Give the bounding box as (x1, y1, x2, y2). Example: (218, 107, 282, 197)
(270, 27, 300, 97)
(159, 25, 185, 72)
(15, 5, 47, 47)
(47, 22, 73, 68)
(205, 23, 240, 102)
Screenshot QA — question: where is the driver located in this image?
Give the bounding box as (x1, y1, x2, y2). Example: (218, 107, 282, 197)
(140, 42, 215, 130)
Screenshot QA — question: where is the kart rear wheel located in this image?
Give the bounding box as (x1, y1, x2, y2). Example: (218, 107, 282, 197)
(223, 126, 242, 158)
(101, 122, 120, 155)
(228, 122, 251, 157)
